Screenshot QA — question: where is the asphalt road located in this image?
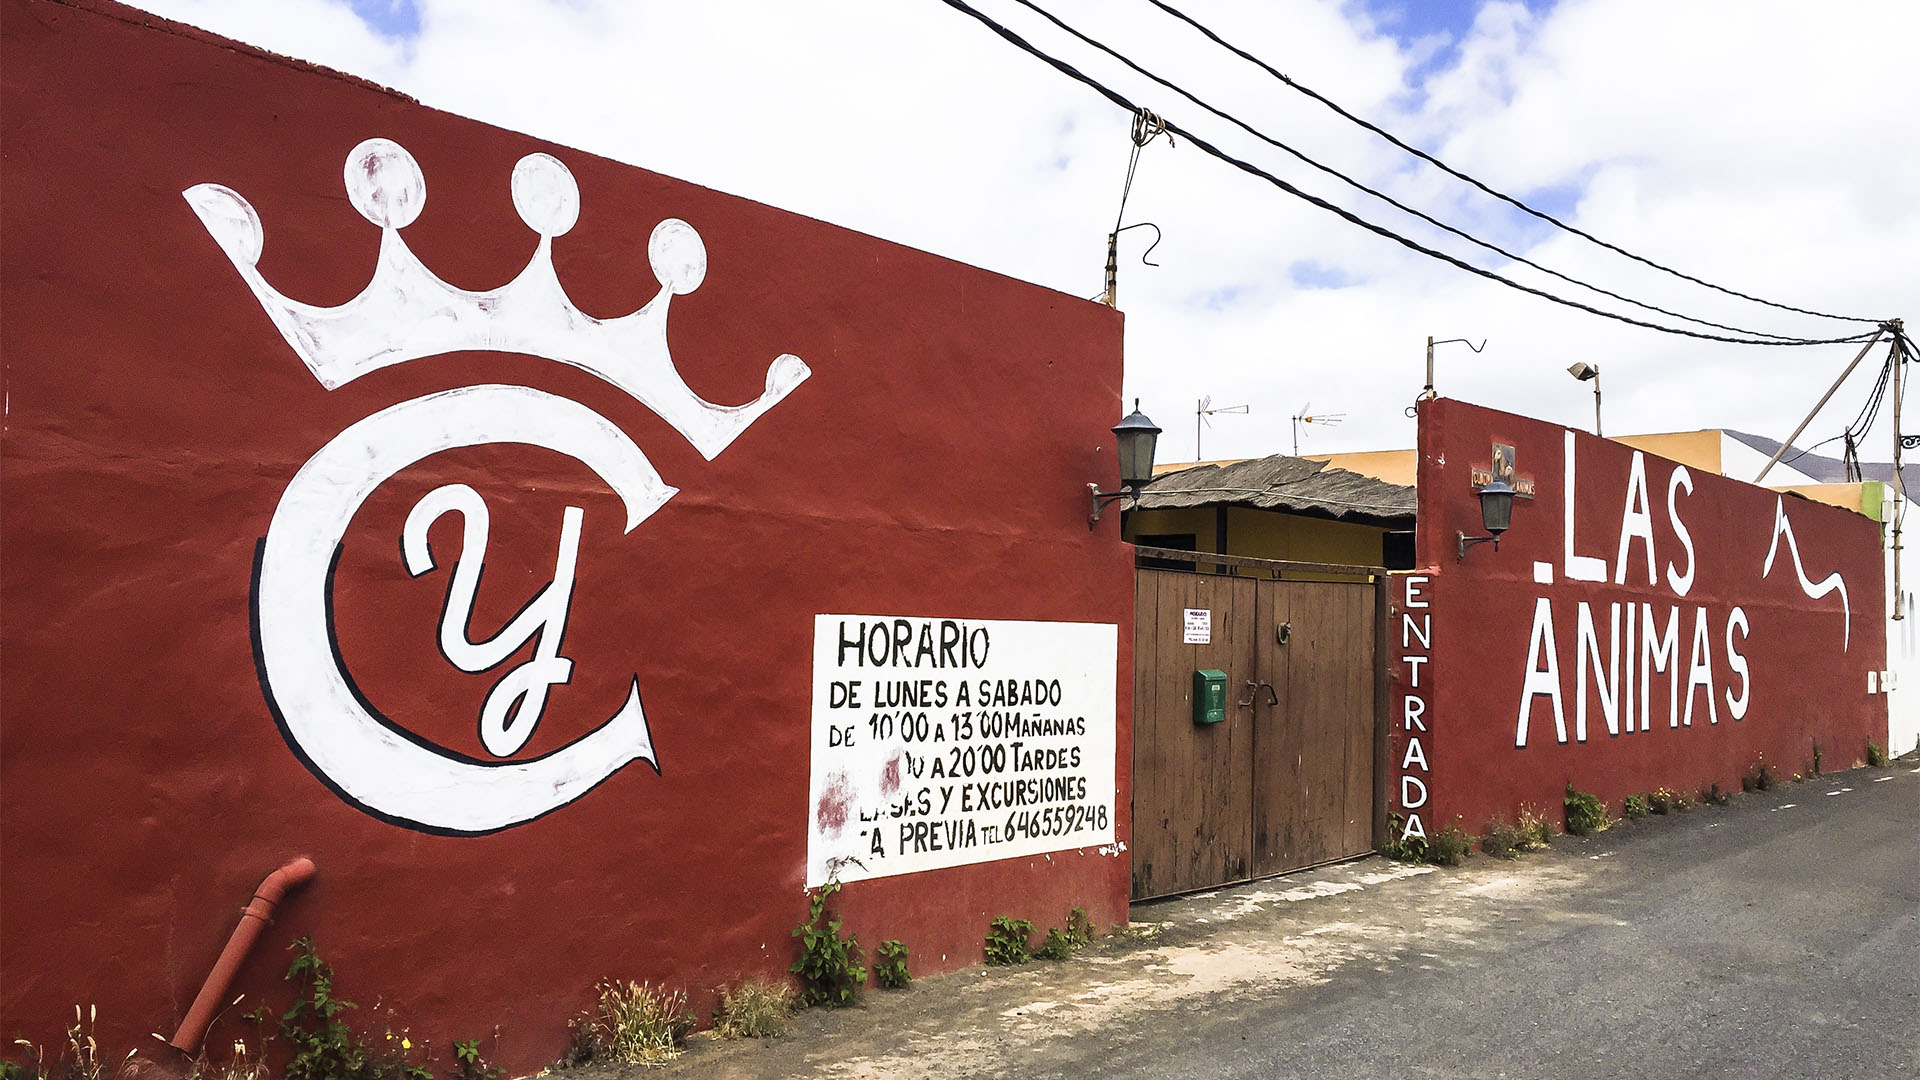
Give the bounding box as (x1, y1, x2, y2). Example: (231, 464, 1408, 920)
(659, 762, 1917, 1080)
(1098, 765, 1920, 1080)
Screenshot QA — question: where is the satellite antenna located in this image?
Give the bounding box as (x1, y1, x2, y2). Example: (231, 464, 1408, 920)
(1291, 403, 1345, 457)
(1196, 396, 1249, 460)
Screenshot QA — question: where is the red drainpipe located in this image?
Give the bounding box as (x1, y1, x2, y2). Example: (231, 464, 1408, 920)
(168, 857, 317, 1056)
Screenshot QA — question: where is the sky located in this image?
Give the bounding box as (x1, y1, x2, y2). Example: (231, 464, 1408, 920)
(123, 0, 1918, 466)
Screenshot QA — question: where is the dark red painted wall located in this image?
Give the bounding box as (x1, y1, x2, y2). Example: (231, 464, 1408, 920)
(1, 1, 1132, 1069)
(1391, 398, 1886, 843)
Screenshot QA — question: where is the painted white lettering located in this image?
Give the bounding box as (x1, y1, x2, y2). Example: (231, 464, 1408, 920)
(1404, 575, 1429, 608)
(1400, 813, 1426, 840)
(1614, 451, 1657, 586)
(1402, 612, 1431, 650)
(1725, 606, 1751, 720)
(1684, 606, 1719, 727)
(1401, 737, 1429, 771)
(403, 484, 583, 758)
(1563, 430, 1608, 583)
(1642, 605, 1679, 730)
(1400, 774, 1429, 809)
(1622, 601, 1636, 735)
(1575, 601, 1621, 741)
(1665, 466, 1696, 596)
(1516, 597, 1567, 747)
(1403, 695, 1428, 732)
(1403, 654, 1429, 689)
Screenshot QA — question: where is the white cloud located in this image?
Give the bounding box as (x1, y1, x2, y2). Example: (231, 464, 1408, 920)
(125, 0, 1919, 465)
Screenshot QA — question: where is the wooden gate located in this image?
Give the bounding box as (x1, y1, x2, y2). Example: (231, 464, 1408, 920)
(1130, 551, 1387, 900)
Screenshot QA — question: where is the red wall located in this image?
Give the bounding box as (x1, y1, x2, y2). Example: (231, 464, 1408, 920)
(1, 1, 1132, 1070)
(1391, 398, 1886, 843)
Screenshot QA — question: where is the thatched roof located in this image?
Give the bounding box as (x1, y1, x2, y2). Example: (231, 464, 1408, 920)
(1136, 454, 1416, 528)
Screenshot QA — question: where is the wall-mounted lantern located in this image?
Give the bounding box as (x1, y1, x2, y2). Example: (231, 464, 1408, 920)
(1090, 400, 1161, 528)
(1456, 477, 1515, 559)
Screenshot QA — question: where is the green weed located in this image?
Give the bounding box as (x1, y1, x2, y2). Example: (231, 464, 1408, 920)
(873, 941, 911, 990)
(790, 877, 866, 1008)
(1564, 784, 1608, 836)
(983, 916, 1034, 966)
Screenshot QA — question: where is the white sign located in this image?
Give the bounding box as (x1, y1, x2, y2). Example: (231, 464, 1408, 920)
(807, 615, 1118, 886)
(1183, 608, 1212, 645)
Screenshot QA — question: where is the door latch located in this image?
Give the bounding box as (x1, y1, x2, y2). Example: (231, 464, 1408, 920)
(1238, 680, 1278, 707)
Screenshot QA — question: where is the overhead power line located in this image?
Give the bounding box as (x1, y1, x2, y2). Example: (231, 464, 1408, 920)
(1142, 0, 1885, 327)
(1009, 0, 1816, 343)
(934, 0, 1880, 347)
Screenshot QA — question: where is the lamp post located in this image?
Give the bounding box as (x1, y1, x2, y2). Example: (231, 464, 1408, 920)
(1090, 400, 1161, 528)
(1568, 362, 1602, 436)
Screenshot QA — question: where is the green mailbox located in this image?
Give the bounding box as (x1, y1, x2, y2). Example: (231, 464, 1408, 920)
(1193, 669, 1227, 725)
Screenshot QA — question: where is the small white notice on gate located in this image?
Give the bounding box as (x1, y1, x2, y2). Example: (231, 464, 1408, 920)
(1183, 608, 1212, 644)
(807, 615, 1118, 887)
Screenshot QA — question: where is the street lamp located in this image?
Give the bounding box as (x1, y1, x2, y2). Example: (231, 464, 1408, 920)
(1090, 400, 1161, 528)
(1456, 477, 1516, 559)
(1568, 362, 1602, 436)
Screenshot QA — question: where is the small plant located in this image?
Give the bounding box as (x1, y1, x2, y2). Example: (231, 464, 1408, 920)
(449, 1040, 499, 1080)
(711, 979, 794, 1039)
(873, 940, 911, 989)
(983, 915, 1034, 966)
(1564, 783, 1607, 836)
(1647, 788, 1675, 814)
(1425, 819, 1473, 866)
(1743, 759, 1776, 792)
(1623, 793, 1650, 819)
(1035, 928, 1075, 961)
(590, 981, 691, 1067)
(1481, 816, 1522, 859)
(1702, 781, 1731, 806)
(187, 1035, 272, 1080)
(554, 1017, 597, 1070)
(281, 937, 372, 1080)
(1867, 739, 1888, 767)
(790, 876, 866, 1007)
(1382, 813, 1429, 863)
(1066, 907, 1095, 947)
(1809, 739, 1823, 778)
(1516, 804, 1554, 849)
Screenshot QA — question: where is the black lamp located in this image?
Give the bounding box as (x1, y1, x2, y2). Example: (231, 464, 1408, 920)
(1090, 400, 1161, 528)
(1457, 477, 1515, 558)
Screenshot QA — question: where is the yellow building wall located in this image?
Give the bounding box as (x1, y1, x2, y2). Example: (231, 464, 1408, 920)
(1614, 429, 1724, 473)
(1776, 482, 1883, 520)
(1305, 449, 1417, 487)
(1124, 506, 1387, 581)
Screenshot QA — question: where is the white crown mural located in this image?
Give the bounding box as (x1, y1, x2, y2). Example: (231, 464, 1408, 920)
(185, 138, 811, 460)
(188, 139, 810, 834)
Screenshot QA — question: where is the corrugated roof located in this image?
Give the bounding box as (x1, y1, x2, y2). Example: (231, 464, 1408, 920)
(1136, 454, 1416, 527)
(1725, 430, 1917, 487)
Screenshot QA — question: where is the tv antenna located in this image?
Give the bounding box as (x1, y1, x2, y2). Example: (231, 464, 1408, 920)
(1196, 396, 1249, 460)
(1292, 404, 1344, 457)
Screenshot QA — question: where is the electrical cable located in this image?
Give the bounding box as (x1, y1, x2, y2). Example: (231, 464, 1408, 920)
(1009, 0, 1816, 343)
(1142, 0, 1886, 327)
(933, 0, 1880, 347)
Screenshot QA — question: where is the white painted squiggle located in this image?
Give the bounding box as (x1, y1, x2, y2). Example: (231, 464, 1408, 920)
(1762, 496, 1851, 650)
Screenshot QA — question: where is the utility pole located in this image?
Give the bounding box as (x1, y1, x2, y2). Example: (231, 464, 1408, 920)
(1893, 320, 1906, 619)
